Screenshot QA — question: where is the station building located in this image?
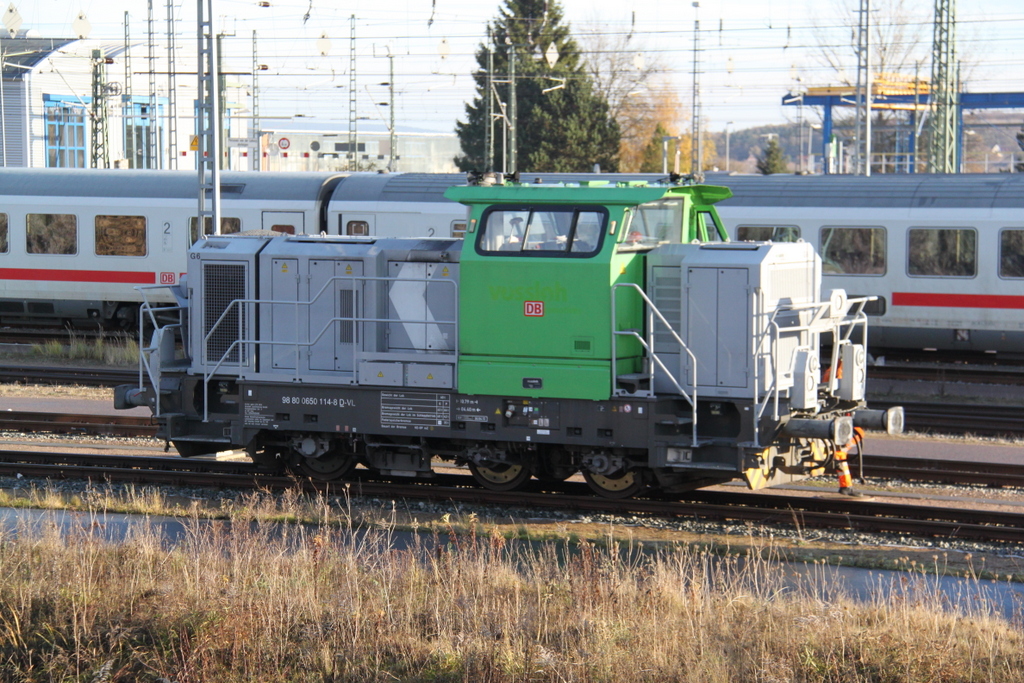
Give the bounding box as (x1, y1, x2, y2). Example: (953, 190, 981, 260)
(1, 33, 458, 173)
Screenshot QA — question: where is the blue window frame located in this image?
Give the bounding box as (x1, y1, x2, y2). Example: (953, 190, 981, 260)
(44, 95, 87, 168)
(123, 98, 164, 169)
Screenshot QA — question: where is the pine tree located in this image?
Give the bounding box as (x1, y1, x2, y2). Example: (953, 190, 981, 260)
(756, 137, 790, 175)
(454, 0, 620, 173)
(638, 122, 673, 173)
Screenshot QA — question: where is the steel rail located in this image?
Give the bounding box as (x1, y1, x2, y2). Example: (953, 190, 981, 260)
(860, 454, 1024, 488)
(1, 449, 1024, 543)
(0, 411, 157, 438)
(0, 365, 137, 387)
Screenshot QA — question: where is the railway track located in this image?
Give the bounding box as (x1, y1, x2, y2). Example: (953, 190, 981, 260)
(860, 454, 1024, 488)
(0, 365, 137, 388)
(870, 401, 1024, 438)
(869, 363, 1024, 386)
(1, 448, 1023, 543)
(0, 411, 156, 438)
(0, 328, 113, 346)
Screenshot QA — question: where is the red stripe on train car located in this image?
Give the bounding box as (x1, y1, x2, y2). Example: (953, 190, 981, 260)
(0, 268, 156, 284)
(892, 292, 1024, 309)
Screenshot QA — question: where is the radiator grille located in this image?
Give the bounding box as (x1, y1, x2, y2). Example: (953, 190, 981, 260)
(339, 289, 357, 344)
(650, 268, 682, 351)
(572, 337, 593, 355)
(203, 263, 246, 365)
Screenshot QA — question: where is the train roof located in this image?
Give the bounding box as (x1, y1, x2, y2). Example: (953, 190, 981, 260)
(328, 173, 465, 203)
(710, 173, 1024, 209)
(0, 168, 345, 201)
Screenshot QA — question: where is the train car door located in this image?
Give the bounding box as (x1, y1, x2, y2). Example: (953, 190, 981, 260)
(262, 211, 304, 235)
(338, 214, 375, 236)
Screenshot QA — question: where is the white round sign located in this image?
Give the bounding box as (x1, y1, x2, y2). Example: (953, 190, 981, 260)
(278, 137, 291, 150)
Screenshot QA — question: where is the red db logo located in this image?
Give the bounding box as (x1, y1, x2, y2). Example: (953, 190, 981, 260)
(524, 301, 544, 317)
(160, 272, 176, 285)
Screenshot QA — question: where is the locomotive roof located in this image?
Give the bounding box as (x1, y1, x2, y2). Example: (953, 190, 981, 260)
(0, 168, 345, 201)
(445, 182, 732, 206)
(712, 173, 1024, 209)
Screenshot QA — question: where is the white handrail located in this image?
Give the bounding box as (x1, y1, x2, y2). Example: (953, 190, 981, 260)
(611, 282, 699, 446)
(199, 274, 458, 422)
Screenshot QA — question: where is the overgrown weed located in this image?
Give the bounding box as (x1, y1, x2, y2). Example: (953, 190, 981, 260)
(30, 330, 139, 366)
(0, 494, 1021, 681)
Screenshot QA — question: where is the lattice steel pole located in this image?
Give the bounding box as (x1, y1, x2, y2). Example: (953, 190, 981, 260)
(928, 0, 957, 173)
(91, 49, 110, 168)
(197, 0, 222, 235)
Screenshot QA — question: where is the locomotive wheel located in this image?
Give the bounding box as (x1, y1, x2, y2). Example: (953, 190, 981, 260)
(583, 469, 645, 499)
(468, 462, 532, 491)
(290, 448, 357, 481)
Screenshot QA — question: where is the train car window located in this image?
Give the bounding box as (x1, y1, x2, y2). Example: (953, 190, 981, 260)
(477, 207, 605, 256)
(346, 221, 369, 236)
(26, 213, 77, 255)
(908, 228, 976, 277)
(270, 224, 296, 235)
(95, 215, 147, 257)
(189, 216, 242, 243)
(999, 229, 1024, 278)
(819, 227, 885, 275)
(737, 226, 800, 242)
(0, 213, 7, 253)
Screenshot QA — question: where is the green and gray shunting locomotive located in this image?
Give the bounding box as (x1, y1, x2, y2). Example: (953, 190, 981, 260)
(116, 178, 903, 499)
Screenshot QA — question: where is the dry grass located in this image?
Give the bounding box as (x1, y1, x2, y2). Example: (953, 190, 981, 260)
(0, 490, 1021, 682)
(30, 332, 139, 366)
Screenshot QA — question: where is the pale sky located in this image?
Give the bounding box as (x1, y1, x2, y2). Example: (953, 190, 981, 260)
(13, 0, 1024, 134)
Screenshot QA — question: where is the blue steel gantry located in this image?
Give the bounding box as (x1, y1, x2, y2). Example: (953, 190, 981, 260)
(782, 82, 1024, 173)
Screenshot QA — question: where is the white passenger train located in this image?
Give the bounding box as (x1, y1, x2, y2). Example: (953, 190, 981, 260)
(709, 173, 1024, 353)
(1, 167, 1022, 354)
(0, 168, 465, 327)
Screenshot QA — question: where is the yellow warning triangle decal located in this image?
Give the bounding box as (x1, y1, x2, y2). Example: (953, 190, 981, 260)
(377, 371, 384, 377)
(494, 408, 501, 415)
(427, 374, 434, 380)
(441, 267, 449, 276)
(345, 264, 353, 274)
(281, 263, 289, 272)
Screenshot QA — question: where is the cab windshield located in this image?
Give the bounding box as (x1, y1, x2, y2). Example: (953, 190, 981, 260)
(620, 198, 684, 250)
